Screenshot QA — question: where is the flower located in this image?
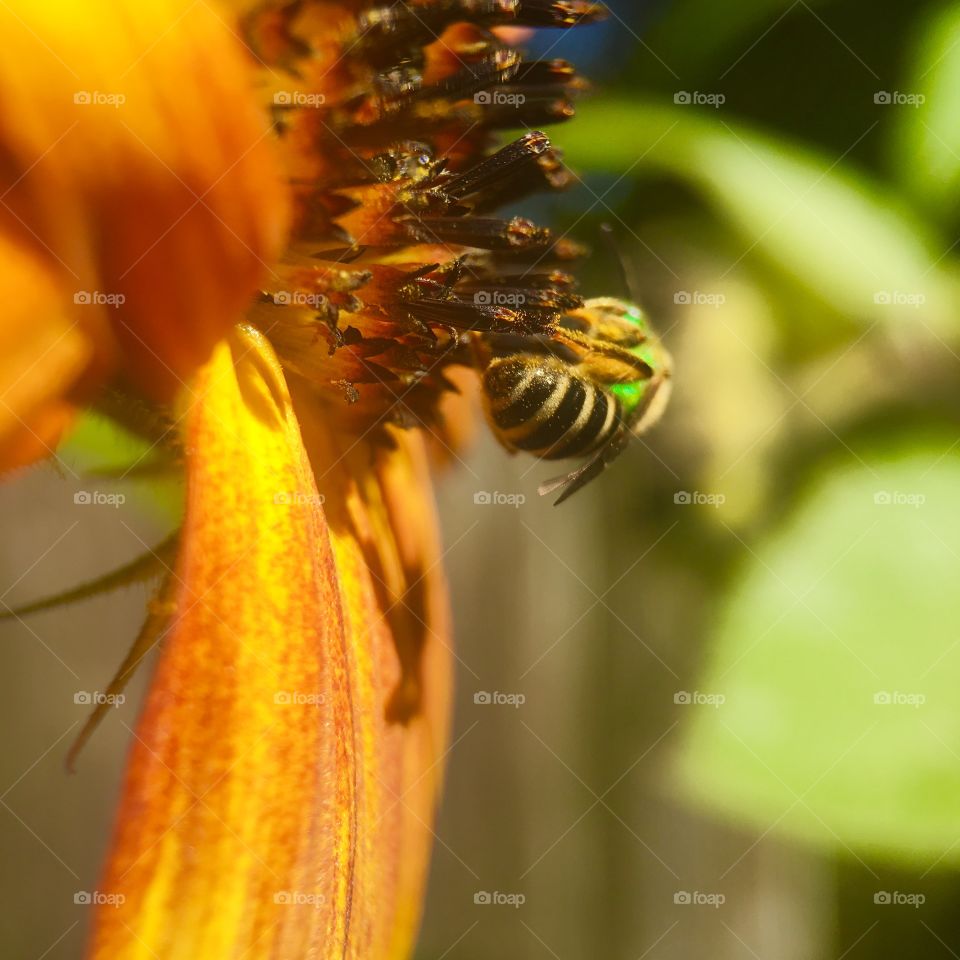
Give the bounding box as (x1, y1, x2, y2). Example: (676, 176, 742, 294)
(0, 1, 607, 957)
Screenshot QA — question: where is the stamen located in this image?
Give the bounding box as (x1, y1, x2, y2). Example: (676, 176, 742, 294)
(481, 91, 576, 128)
(430, 131, 551, 200)
(513, 1, 608, 27)
(402, 296, 547, 334)
(402, 214, 552, 249)
(513, 59, 581, 85)
(355, 1, 607, 50)
(394, 49, 521, 105)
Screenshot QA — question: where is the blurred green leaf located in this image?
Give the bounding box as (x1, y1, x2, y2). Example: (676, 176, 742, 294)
(891, 3, 960, 212)
(59, 410, 156, 473)
(675, 439, 960, 864)
(58, 411, 183, 526)
(564, 100, 957, 334)
(642, 0, 832, 78)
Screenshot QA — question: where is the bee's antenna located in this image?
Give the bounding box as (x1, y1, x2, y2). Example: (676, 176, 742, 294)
(599, 223, 640, 303)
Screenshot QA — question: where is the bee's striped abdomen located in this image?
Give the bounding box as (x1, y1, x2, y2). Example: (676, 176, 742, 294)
(484, 355, 620, 460)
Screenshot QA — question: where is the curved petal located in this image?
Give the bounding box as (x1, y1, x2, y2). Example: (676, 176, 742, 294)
(0, 0, 288, 466)
(293, 388, 454, 958)
(88, 327, 452, 959)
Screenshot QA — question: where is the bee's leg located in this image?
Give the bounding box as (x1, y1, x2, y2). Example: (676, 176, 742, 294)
(552, 327, 653, 383)
(538, 427, 631, 505)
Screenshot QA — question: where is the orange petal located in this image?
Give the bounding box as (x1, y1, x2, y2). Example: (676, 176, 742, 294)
(0, 0, 288, 466)
(0, 235, 91, 470)
(293, 390, 454, 958)
(88, 326, 452, 959)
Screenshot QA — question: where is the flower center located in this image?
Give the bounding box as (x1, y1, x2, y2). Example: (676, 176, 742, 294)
(240, 0, 608, 436)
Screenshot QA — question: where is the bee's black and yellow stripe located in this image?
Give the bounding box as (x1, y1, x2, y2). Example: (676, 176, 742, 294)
(483, 355, 619, 460)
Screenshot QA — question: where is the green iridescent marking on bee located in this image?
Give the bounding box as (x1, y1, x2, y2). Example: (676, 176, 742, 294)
(607, 331, 665, 418)
(609, 379, 645, 416)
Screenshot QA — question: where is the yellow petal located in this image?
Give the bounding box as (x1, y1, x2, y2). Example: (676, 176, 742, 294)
(88, 326, 452, 959)
(0, 0, 288, 466)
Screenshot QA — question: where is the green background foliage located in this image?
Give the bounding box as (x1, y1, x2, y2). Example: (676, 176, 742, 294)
(436, 0, 960, 954)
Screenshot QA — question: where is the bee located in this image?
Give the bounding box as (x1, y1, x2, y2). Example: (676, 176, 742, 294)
(474, 297, 672, 504)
